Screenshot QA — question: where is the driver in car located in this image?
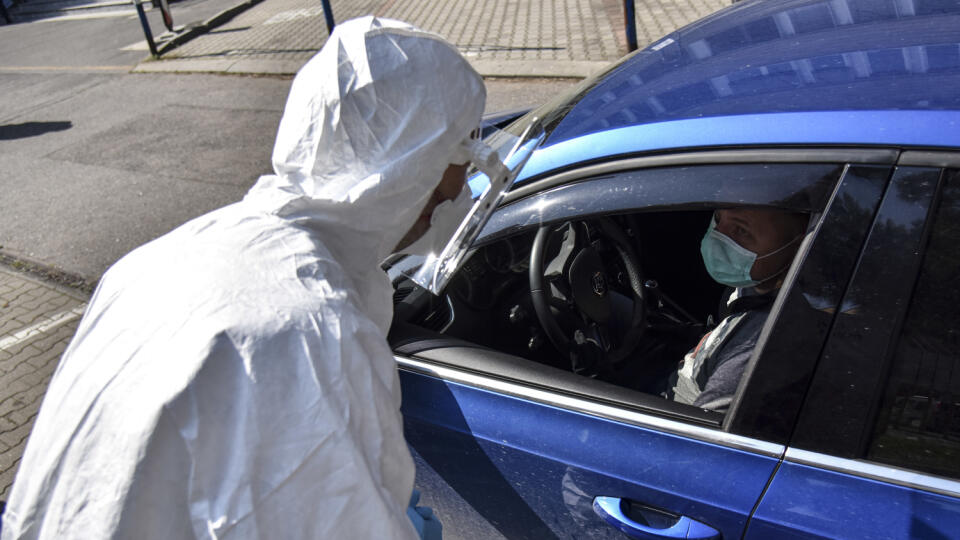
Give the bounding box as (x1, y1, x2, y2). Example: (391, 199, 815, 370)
(667, 208, 808, 412)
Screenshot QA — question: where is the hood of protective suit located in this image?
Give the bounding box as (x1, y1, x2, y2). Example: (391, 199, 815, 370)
(247, 16, 486, 279)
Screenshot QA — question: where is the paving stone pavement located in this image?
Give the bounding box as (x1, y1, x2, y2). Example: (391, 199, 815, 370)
(137, 0, 730, 76)
(0, 266, 88, 500)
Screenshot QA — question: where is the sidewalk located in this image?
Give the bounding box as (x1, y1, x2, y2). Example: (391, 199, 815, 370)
(0, 266, 88, 500)
(136, 0, 729, 77)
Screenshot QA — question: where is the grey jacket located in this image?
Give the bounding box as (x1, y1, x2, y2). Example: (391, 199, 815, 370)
(669, 288, 773, 412)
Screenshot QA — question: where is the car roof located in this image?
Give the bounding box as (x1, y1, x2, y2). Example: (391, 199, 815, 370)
(515, 0, 960, 183)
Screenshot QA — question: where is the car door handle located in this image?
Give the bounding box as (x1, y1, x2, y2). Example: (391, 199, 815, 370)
(593, 496, 720, 540)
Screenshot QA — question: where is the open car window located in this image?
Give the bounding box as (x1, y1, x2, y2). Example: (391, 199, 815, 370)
(390, 158, 847, 432)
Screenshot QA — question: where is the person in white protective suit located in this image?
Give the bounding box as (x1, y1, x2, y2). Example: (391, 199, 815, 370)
(1, 17, 488, 539)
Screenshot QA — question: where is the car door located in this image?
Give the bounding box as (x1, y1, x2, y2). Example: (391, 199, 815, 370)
(393, 151, 895, 540)
(745, 157, 960, 539)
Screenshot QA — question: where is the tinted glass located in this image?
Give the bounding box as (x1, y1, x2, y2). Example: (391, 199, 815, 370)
(481, 163, 840, 245)
(728, 164, 892, 443)
(788, 166, 938, 454)
(868, 169, 960, 479)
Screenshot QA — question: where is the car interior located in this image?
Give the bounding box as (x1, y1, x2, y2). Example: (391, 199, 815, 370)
(390, 209, 728, 402)
(388, 160, 841, 422)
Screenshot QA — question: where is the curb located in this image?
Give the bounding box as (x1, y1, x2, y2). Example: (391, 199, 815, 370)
(0, 251, 97, 295)
(134, 57, 303, 76)
(471, 60, 609, 79)
(0, 264, 91, 302)
(135, 55, 608, 78)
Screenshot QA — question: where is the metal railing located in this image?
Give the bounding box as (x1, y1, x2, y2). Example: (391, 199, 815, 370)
(319, 0, 333, 33)
(1, 0, 13, 24)
(624, 0, 638, 52)
(130, 0, 636, 59)
(132, 0, 335, 58)
(132, 0, 159, 56)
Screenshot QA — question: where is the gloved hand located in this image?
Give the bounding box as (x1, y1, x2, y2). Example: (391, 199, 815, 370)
(407, 489, 443, 540)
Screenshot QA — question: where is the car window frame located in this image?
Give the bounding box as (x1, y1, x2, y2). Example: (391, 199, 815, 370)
(396, 147, 899, 449)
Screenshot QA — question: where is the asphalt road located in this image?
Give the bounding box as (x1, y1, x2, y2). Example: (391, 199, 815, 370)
(0, 5, 577, 283)
(1, 0, 239, 68)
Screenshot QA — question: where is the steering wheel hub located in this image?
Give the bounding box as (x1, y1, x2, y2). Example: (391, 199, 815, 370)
(569, 247, 611, 323)
(592, 272, 607, 297)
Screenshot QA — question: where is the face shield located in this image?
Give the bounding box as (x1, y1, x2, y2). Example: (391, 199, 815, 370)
(398, 118, 545, 295)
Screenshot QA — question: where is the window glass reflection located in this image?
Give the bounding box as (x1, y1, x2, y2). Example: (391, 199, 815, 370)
(869, 169, 960, 480)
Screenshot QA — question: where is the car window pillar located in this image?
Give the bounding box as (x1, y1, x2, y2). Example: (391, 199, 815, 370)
(727, 164, 894, 444)
(789, 166, 942, 457)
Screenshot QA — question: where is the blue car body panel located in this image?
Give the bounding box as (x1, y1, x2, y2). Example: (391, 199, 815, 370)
(508, 0, 960, 184)
(518, 110, 960, 183)
(401, 371, 780, 539)
(745, 461, 960, 539)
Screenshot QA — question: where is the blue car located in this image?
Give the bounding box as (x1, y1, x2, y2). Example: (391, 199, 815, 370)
(389, 0, 960, 537)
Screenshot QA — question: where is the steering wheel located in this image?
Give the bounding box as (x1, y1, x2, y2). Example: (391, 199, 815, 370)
(529, 217, 646, 373)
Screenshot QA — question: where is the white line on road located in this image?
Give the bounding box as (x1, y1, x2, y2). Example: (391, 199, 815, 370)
(31, 10, 140, 22)
(263, 7, 326, 25)
(120, 40, 151, 52)
(0, 66, 132, 73)
(0, 304, 87, 353)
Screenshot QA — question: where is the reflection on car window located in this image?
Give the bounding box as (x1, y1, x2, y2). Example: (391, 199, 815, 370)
(869, 169, 960, 479)
(481, 163, 839, 245)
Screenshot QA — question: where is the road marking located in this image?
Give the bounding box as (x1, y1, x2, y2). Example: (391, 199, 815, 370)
(264, 7, 325, 25)
(0, 304, 86, 353)
(120, 40, 151, 51)
(0, 66, 132, 73)
(30, 10, 139, 22)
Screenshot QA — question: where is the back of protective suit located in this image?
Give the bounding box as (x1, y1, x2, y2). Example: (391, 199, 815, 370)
(1, 16, 485, 540)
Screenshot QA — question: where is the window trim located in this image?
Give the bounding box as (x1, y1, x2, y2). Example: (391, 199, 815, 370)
(785, 447, 960, 499)
(396, 354, 785, 458)
(482, 161, 848, 248)
(506, 147, 898, 205)
(898, 151, 960, 168)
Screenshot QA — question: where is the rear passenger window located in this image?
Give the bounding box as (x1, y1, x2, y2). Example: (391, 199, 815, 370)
(868, 169, 960, 479)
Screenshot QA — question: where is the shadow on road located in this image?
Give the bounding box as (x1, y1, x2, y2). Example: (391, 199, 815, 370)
(0, 121, 72, 140)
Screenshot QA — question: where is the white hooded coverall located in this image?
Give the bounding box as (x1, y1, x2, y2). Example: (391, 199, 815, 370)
(1, 17, 485, 539)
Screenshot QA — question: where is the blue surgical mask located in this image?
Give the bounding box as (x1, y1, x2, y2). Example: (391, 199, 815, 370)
(700, 214, 801, 288)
